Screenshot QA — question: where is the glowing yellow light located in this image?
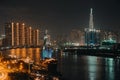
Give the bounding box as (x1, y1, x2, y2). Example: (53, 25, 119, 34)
(16, 22, 19, 25)
(19, 62, 23, 70)
(22, 23, 25, 26)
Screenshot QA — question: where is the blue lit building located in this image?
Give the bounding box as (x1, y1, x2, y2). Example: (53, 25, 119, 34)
(85, 8, 100, 46)
(42, 30, 53, 59)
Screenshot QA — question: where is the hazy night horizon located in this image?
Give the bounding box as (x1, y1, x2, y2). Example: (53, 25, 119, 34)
(0, 0, 120, 36)
(1, 1, 120, 80)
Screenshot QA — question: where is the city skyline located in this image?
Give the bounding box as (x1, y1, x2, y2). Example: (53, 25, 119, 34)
(3, 22, 40, 48)
(0, 0, 120, 36)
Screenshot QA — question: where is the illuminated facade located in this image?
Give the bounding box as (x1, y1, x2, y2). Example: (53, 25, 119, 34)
(16, 23, 20, 46)
(19, 23, 25, 46)
(4, 22, 40, 47)
(4, 22, 14, 47)
(33, 29, 39, 46)
(44, 30, 51, 46)
(85, 8, 100, 46)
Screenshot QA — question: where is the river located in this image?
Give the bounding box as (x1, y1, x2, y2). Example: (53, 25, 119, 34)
(2, 48, 120, 80)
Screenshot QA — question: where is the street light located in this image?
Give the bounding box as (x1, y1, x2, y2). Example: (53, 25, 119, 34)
(26, 57, 33, 73)
(26, 57, 31, 73)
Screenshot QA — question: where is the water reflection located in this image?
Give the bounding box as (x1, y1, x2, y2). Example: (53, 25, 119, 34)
(87, 56, 98, 80)
(60, 53, 120, 80)
(2, 49, 120, 80)
(105, 58, 116, 80)
(72, 54, 77, 63)
(4, 48, 41, 64)
(20, 48, 26, 58)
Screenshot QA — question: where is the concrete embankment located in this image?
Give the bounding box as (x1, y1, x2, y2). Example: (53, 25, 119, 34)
(63, 49, 120, 58)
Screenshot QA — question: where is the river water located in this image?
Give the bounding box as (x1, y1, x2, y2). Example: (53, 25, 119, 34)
(2, 48, 120, 80)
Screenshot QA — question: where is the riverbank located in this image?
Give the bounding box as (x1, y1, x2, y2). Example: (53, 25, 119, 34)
(63, 48, 120, 58)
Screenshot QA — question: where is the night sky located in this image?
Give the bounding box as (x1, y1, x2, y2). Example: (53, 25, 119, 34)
(0, 0, 120, 36)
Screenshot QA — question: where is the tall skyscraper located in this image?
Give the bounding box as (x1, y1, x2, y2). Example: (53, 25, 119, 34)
(3, 22, 40, 48)
(85, 8, 100, 46)
(89, 8, 94, 29)
(43, 30, 51, 46)
(19, 23, 25, 46)
(3, 22, 14, 47)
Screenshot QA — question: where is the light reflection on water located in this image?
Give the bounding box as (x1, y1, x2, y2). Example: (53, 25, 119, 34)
(87, 56, 98, 80)
(105, 58, 115, 80)
(3, 48, 41, 64)
(2, 49, 120, 80)
(60, 53, 120, 80)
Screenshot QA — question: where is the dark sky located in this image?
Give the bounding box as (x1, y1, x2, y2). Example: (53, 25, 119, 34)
(0, 0, 120, 36)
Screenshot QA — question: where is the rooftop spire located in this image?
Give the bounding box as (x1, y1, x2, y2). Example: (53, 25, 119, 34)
(89, 8, 94, 29)
(90, 8, 93, 14)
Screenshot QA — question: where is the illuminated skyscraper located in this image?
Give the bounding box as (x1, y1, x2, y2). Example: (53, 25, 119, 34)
(19, 23, 25, 46)
(85, 8, 100, 46)
(4, 22, 14, 47)
(4, 22, 40, 48)
(89, 8, 94, 29)
(33, 29, 39, 46)
(43, 30, 51, 46)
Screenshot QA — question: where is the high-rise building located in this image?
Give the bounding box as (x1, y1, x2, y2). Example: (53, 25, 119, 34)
(4, 22, 14, 47)
(19, 23, 25, 46)
(43, 30, 51, 46)
(3, 22, 40, 48)
(84, 8, 100, 46)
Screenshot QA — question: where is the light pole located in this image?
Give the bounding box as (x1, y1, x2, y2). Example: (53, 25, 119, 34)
(28, 61, 30, 73)
(27, 57, 31, 73)
(27, 56, 33, 73)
